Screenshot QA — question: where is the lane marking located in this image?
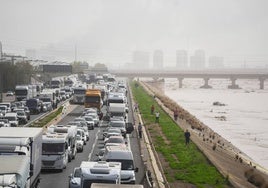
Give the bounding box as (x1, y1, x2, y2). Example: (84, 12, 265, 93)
(88, 129, 100, 161)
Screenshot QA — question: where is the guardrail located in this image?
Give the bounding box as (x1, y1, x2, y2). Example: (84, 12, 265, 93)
(24, 99, 70, 127)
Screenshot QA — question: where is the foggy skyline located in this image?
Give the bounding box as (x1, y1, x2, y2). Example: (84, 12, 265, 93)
(0, 0, 268, 68)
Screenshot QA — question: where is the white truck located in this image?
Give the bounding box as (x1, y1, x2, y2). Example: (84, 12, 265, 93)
(0, 155, 30, 188)
(41, 132, 69, 171)
(108, 103, 128, 120)
(15, 85, 32, 101)
(0, 127, 43, 188)
(48, 125, 77, 161)
(69, 161, 121, 188)
(39, 89, 56, 110)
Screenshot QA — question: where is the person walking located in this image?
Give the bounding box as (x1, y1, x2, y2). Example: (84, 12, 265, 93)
(155, 111, 160, 123)
(173, 108, 178, 121)
(184, 129, 191, 145)
(138, 122, 142, 138)
(134, 103, 138, 112)
(151, 104, 155, 115)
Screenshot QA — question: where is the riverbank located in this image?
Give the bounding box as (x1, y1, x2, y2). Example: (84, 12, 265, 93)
(140, 80, 268, 188)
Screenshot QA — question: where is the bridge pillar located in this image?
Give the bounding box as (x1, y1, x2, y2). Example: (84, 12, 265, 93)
(259, 77, 265, 89)
(200, 77, 212, 89)
(177, 78, 184, 88)
(228, 78, 240, 89)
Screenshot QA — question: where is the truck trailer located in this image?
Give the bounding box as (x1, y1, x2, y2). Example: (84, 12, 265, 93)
(0, 155, 30, 188)
(0, 127, 43, 188)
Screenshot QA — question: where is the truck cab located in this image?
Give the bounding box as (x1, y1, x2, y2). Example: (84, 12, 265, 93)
(41, 132, 69, 171)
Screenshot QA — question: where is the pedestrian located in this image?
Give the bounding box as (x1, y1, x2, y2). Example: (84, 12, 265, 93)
(173, 108, 178, 121)
(155, 111, 160, 123)
(151, 104, 155, 115)
(184, 129, 191, 145)
(134, 103, 138, 112)
(138, 122, 142, 138)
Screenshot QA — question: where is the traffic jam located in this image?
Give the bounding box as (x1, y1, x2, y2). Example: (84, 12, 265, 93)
(0, 74, 145, 188)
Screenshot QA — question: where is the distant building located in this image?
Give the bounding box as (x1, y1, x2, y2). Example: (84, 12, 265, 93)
(132, 51, 150, 70)
(176, 50, 188, 69)
(39, 62, 72, 73)
(208, 56, 224, 68)
(153, 50, 164, 69)
(190, 50, 206, 69)
(25, 49, 36, 59)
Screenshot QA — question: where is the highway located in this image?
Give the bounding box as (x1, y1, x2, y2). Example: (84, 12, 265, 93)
(39, 103, 145, 188)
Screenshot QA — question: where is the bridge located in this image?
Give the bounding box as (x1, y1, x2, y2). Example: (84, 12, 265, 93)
(110, 69, 268, 89)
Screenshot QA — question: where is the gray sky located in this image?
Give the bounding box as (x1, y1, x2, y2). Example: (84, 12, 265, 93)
(0, 0, 268, 67)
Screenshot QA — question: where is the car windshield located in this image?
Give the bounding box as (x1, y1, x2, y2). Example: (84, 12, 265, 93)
(5, 116, 16, 121)
(84, 117, 94, 121)
(110, 121, 124, 128)
(42, 143, 65, 154)
(17, 111, 25, 116)
(107, 159, 134, 170)
(106, 137, 124, 144)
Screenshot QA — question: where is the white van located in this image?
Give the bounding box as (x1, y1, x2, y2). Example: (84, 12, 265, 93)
(102, 145, 138, 184)
(4, 112, 18, 127)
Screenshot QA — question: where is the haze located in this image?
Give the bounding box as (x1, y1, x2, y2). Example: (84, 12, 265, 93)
(0, 0, 268, 68)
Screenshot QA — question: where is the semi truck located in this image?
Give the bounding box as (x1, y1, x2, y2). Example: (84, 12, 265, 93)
(15, 85, 32, 101)
(69, 161, 121, 188)
(84, 89, 103, 110)
(41, 132, 69, 171)
(72, 87, 86, 104)
(0, 127, 43, 188)
(0, 155, 30, 188)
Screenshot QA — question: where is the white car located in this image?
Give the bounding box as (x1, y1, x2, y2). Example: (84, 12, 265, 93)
(76, 135, 84, 152)
(0, 119, 10, 127)
(104, 135, 127, 147)
(83, 116, 95, 130)
(84, 113, 99, 127)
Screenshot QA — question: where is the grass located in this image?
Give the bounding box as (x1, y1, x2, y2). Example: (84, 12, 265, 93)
(30, 106, 63, 127)
(131, 81, 230, 187)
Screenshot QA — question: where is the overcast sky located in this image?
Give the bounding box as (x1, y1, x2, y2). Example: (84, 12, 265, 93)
(0, 0, 268, 67)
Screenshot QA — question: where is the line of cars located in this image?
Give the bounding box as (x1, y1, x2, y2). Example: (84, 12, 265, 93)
(41, 107, 100, 171)
(68, 80, 142, 188)
(0, 101, 30, 127)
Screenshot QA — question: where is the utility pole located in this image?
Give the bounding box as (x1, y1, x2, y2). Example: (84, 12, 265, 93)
(75, 44, 77, 62)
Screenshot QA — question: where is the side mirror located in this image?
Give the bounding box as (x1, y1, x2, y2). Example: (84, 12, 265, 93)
(69, 174, 73, 179)
(135, 167, 139, 172)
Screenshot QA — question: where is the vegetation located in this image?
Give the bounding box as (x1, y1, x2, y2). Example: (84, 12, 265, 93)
(0, 61, 34, 92)
(30, 106, 63, 127)
(130, 81, 230, 187)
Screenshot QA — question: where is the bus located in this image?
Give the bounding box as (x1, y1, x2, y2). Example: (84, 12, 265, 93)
(72, 87, 86, 104)
(84, 89, 102, 110)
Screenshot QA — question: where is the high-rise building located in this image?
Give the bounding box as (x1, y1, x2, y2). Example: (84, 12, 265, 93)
(208, 56, 224, 68)
(132, 51, 150, 70)
(153, 50, 164, 69)
(176, 50, 188, 69)
(190, 50, 206, 69)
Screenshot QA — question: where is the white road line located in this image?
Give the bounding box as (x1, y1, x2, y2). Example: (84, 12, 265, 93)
(88, 129, 100, 161)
